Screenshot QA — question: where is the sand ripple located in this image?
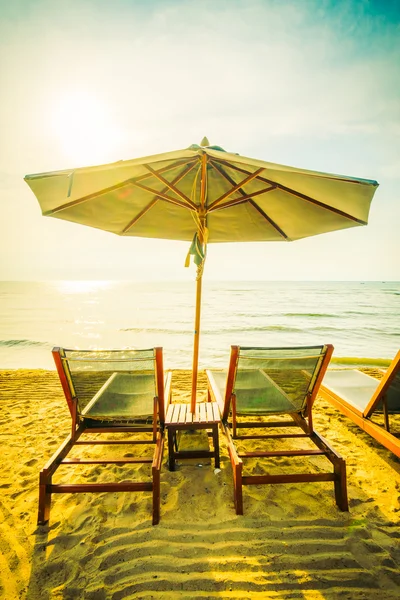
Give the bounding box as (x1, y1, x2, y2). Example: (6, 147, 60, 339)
(0, 369, 399, 599)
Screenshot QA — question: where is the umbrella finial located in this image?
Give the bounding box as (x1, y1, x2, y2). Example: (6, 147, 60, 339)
(200, 136, 209, 147)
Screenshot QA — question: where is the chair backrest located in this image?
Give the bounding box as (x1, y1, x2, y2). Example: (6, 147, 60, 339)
(222, 344, 333, 421)
(53, 347, 165, 425)
(365, 350, 400, 416)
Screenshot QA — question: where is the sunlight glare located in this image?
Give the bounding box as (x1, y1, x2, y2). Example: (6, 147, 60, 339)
(50, 90, 121, 166)
(55, 280, 113, 295)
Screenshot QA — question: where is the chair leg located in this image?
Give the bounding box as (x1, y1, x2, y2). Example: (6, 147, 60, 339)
(334, 458, 349, 511)
(213, 424, 220, 469)
(152, 466, 161, 525)
(234, 462, 243, 515)
(232, 395, 237, 438)
(167, 427, 176, 471)
(38, 470, 52, 525)
(152, 433, 164, 525)
(382, 397, 390, 432)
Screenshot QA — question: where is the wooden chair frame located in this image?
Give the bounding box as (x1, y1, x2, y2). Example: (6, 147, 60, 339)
(38, 347, 172, 526)
(206, 344, 348, 515)
(320, 350, 400, 458)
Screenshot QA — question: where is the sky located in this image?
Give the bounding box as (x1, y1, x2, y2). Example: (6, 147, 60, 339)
(0, 0, 399, 282)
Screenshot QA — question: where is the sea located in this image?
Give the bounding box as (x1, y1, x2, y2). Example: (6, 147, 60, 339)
(0, 280, 399, 371)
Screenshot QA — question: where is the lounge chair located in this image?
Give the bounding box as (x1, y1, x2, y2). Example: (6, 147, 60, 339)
(206, 344, 348, 515)
(38, 347, 172, 526)
(320, 350, 400, 458)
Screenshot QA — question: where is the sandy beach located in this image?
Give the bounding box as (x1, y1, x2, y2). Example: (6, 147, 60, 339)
(0, 367, 399, 600)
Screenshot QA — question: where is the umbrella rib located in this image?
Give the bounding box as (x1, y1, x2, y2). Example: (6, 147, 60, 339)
(131, 181, 197, 212)
(208, 198, 249, 212)
(208, 167, 265, 210)
(121, 198, 159, 234)
(215, 157, 373, 186)
(42, 159, 197, 216)
(208, 160, 250, 202)
(248, 200, 290, 240)
(144, 163, 198, 210)
(208, 187, 275, 212)
(215, 159, 369, 225)
(121, 161, 199, 234)
(208, 161, 289, 239)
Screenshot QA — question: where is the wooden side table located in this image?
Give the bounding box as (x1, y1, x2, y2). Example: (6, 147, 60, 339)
(165, 402, 221, 471)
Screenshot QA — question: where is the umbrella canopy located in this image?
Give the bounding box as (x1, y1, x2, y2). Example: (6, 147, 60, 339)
(25, 139, 379, 410)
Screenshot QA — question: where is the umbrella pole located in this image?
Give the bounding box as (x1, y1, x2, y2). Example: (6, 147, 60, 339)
(190, 152, 208, 413)
(191, 268, 203, 413)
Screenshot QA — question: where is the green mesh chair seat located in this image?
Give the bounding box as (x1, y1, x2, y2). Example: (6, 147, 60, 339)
(233, 370, 300, 414)
(323, 362, 400, 415)
(320, 350, 400, 458)
(322, 369, 380, 413)
(62, 348, 158, 422)
(234, 346, 327, 414)
(82, 372, 157, 421)
(210, 370, 297, 414)
(212, 346, 327, 417)
(384, 370, 400, 413)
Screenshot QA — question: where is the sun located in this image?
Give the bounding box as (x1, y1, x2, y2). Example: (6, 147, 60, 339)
(50, 90, 121, 166)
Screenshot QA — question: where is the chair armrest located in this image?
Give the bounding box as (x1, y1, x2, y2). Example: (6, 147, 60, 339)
(205, 369, 225, 418)
(164, 371, 173, 410)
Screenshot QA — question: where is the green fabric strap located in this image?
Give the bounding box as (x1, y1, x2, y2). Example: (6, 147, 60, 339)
(185, 232, 205, 267)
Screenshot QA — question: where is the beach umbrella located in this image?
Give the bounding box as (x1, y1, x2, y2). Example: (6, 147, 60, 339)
(24, 138, 379, 411)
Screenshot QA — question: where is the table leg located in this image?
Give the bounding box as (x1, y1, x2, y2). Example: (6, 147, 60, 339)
(213, 424, 220, 469)
(167, 427, 176, 471)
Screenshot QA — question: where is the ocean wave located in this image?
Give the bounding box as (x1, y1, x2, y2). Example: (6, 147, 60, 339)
(284, 313, 340, 318)
(332, 356, 392, 367)
(306, 325, 400, 336)
(284, 311, 381, 318)
(225, 325, 302, 333)
(120, 327, 190, 335)
(121, 324, 303, 335)
(347, 327, 400, 337)
(363, 328, 400, 336)
(202, 325, 303, 334)
(0, 339, 49, 348)
(345, 311, 378, 316)
(306, 326, 342, 332)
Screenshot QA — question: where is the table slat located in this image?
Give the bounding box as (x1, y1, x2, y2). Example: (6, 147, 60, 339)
(166, 402, 221, 425)
(199, 403, 206, 422)
(212, 402, 220, 421)
(171, 404, 181, 423)
(178, 405, 187, 423)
